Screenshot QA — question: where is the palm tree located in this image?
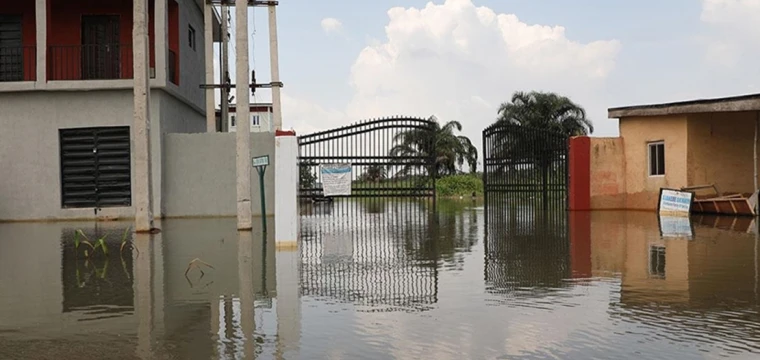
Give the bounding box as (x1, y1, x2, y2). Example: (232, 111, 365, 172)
(489, 91, 592, 205)
(495, 91, 593, 136)
(390, 116, 477, 178)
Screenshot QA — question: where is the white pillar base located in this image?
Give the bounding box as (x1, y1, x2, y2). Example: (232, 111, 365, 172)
(275, 131, 299, 249)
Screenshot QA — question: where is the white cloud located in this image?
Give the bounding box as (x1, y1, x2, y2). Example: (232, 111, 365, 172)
(286, 0, 622, 145)
(700, 0, 760, 67)
(321, 17, 343, 34)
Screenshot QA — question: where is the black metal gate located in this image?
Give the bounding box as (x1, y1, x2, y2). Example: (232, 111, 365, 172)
(297, 117, 439, 311)
(298, 116, 437, 203)
(482, 124, 569, 219)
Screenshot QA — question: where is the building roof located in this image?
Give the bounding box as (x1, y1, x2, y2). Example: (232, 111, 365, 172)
(608, 93, 760, 119)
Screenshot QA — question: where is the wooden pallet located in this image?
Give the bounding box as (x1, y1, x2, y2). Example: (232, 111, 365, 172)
(681, 184, 758, 216)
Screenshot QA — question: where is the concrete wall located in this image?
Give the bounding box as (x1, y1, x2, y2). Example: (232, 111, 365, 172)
(687, 111, 758, 195)
(569, 137, 627, 210)
(0, 88, 205, 221)
(620, 115, 689, 210)
(590, 137, 627, 209)
(167, 0, 206, 113)
(0, 90, 151, 220)
(162, 132, 275, 217)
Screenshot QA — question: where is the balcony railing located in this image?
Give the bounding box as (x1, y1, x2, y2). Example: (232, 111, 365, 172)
(0, 46, 36, 82)
(49, 44, 136, 81)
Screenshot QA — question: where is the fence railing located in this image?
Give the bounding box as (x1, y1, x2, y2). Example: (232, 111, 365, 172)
(0, 46, 36, 82)
(48, 44, 146, 81)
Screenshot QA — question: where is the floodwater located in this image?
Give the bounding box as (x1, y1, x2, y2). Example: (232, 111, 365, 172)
(2, 200, 760, 359)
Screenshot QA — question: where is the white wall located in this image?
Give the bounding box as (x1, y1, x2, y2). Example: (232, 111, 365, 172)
(162, 132, 275, 217)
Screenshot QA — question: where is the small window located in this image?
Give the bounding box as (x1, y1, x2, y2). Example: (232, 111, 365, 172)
(251, 115, 260, 127)
(188, 25, 196, 50)
(648, 141, 665, 176)
(230, 115, 236, 127)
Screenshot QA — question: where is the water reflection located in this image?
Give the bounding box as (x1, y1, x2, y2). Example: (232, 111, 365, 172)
(485, 204, 570, 299)
(2, 208, 760, 358)
(300, 198, 439, 312)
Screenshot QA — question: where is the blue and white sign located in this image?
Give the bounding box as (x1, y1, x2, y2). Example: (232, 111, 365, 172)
(321, 164, 352, 197)
(658, 188, 693, 215)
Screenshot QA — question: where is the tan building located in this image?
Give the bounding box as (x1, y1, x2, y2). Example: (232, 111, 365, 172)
(570, 93, 760, 211)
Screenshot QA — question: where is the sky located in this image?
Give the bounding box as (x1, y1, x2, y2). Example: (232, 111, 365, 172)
(218, 0, 760, 155)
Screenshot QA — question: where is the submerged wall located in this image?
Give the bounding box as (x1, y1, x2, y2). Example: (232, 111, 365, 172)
(162, 132, 275, 217)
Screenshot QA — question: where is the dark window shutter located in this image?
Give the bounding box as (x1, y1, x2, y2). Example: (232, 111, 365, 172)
(60, 126, 131, 208)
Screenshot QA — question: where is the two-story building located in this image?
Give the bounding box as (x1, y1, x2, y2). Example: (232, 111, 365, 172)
(0, 0, 221, 221)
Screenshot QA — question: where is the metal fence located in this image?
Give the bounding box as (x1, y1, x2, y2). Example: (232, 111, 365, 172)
(48, 44, 136, 81)
(0, 45, 36, 82)
(483, 124, 569, 218)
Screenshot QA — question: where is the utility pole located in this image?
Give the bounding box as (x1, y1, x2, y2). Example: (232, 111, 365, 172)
(268, 3, 282, 131)
(235, 0, 252, 230)
(133, 0, 153, 232)
(221, 4, 230, 132)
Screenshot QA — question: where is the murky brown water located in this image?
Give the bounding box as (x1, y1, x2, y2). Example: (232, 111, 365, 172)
(1, 200, 760, 359)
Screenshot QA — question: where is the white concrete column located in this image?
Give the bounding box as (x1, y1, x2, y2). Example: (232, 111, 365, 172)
(268, 5, 283, 131)
(275, 249, 301, 359)
(34, 0, 47, 84)
(275, 132, 298, 249)
(154, 0, 167, 85)
(236, 0, 252, 230)
(204, 3, 216, 132)
(134, 0, 154, 232)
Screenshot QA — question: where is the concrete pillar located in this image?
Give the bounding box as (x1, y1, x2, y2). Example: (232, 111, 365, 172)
(204, 3, 216, 132)
(275, 249, 301, 359)
(134, 0, 154, 232)
(155, 0, 167, 85)
(236, 0, 252, 230)
(275, 132, 298, 249)
(238, 231, 256, 358)
(34, 0, 46, 84)
(268, 5, 283, 131)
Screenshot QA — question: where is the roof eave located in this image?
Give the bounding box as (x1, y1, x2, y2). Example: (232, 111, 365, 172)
(608, 93, 760, 119)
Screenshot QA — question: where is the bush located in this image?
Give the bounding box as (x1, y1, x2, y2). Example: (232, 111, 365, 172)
(436, 174, 483, 197)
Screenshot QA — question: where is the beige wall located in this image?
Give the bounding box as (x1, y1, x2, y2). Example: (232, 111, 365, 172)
(589, 138, 627, 209)
(687, 111, 758, 195)
(619, 115, 689, 210)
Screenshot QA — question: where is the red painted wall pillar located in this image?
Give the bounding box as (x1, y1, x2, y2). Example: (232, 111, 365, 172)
(569, 136, 591, 211)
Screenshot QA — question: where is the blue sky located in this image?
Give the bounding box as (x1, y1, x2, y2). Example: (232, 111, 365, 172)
(221, 0, 760, 149)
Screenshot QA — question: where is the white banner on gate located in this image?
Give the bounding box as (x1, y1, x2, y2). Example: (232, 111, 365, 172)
(321, 163, 352, 197)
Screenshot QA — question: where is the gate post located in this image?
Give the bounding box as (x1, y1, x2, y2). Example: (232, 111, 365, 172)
(275, 130, 299, 250)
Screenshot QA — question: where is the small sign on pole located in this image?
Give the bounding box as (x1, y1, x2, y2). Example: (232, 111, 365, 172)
(252, 155, 270, 168)
(252, 155, 269, 232)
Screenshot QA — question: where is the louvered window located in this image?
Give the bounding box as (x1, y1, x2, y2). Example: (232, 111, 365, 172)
(59, 127, 131, 208)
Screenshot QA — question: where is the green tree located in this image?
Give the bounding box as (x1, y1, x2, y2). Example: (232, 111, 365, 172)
(390, 116, 478, 177)
(300, 165, 317, 188)
(360, 164, 387, 183)
(495, 91, 593, 136)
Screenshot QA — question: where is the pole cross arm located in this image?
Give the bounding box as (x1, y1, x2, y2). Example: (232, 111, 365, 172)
(206, 0, 279, 6)
(199, 81, 284, 90)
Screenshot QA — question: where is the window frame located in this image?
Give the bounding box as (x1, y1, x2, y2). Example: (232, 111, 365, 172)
(648, 141, 665, 177)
